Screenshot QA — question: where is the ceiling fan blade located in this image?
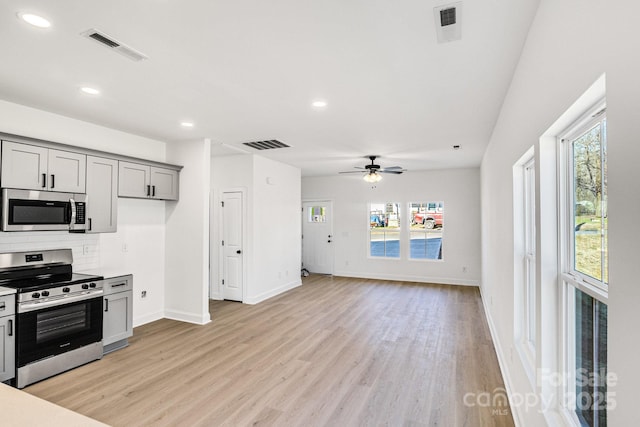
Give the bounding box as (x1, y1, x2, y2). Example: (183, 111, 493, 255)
(381, 166, 403, 171)
(379, 170, 404, 174)
(339, 170, 366, 174)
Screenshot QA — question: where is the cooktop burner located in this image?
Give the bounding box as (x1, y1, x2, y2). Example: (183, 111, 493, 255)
(0, 249, 102, 293)
(1, 272, 104, 294)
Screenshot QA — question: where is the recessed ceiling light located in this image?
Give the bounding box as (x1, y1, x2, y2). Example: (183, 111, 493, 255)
(80, 87, 100, 95)
(180, 122, 194, 128)
(18, 13, 51, 28)
(311, 100, 328, 108)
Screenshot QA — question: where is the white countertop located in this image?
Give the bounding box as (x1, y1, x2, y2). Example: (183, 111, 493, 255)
(0, 286, 16, 296)
(77, 268, 132, 280)
(0, 383, 108, 426)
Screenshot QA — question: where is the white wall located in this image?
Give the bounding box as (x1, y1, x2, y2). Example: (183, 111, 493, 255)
(164, 139, 212, 325)
(210, 154, 302, 304)
(0, 99, 169, 327)
(98, 199, 166, 327)
(0, 100, 166, 161)
(302, 168, 481, 286)
(481, 0, 640, 425)
(249, 155, 301, 303)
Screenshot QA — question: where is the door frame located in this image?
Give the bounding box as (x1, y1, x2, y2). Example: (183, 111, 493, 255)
(210, 187, 248, 302)
(302, 199, 334, 275)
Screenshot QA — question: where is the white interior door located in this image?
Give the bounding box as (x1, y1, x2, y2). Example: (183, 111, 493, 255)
(302, 200, 334, 274)
(222, 192, 243, 301)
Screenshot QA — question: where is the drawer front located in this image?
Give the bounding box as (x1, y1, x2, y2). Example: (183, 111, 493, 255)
(0, 294, 15, 317)
(102, 275, 133, 295)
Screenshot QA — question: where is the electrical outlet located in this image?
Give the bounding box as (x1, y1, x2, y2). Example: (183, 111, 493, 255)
(141, 290, 147, 298)
(122, 243, 129, 253)
(83, 245, 90, 255)
(462, 266, 467, 273)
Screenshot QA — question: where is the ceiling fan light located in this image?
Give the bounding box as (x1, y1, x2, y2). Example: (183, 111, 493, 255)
(363, 172, 382, 183)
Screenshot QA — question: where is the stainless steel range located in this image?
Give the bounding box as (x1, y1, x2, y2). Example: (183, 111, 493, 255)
(0, 249, 104, 388)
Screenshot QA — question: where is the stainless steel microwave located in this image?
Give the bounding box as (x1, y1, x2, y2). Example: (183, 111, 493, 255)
(1, 189, 88, 232)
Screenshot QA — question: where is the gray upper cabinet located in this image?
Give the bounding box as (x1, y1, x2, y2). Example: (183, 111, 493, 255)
(118, 161, 179, 200)
(86, 156, 118, 233)
(150, 167, 179, 200)
(1, 141, 86, 193)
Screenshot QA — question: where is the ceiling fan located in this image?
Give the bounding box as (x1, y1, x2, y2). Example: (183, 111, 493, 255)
(339, 155, 406, 182)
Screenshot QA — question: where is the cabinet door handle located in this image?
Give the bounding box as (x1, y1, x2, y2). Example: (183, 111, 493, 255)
(88, 218, 92, 231)
(147, 185, 151, 196)
(105, 298, 109, 312)
(112, 283, 127, 288)
(152, 185, 156, 197)
(42, 173, 47, 188)
(51, 174, 55, 189)
(8, 319, 12, 336)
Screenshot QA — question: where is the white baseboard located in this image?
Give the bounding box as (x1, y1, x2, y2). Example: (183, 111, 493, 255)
(133, 310, 164, 328)
(164, 309, 211, 325)
(478, 286, 523, 427)
(244, 279, 302, 305)
(332, 270, 479, 287)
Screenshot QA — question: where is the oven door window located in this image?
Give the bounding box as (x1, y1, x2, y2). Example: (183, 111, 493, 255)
(17, 297, 103, 367)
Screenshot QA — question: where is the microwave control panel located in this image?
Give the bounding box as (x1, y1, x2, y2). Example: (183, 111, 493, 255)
(75, 202, 86, 224)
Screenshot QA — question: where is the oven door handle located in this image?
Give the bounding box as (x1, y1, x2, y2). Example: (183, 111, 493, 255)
(18, 290, 103, 313)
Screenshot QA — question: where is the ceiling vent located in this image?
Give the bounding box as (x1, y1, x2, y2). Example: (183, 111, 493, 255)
(434, 2, 462, 43)
(242, 140, 290, 150)
(81, 28, 148, 62)
(440, 7, 457, 26)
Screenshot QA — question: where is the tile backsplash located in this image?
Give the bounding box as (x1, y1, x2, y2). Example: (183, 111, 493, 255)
(0, 231, 100, 270)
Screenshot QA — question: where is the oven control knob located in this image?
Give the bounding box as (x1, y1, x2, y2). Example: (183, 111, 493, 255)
(82, 284, 89, 290)
(41, 291, 50, 297)
(31, 292, 40, 298)
(89, 283, 96, 288)
(62, 287, 70, 293)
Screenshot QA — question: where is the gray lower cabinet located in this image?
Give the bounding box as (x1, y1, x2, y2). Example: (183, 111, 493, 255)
(103, 275, 133, 354)
(0, 294, 16, 383)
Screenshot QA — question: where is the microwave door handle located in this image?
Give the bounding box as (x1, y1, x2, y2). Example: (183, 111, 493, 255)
(69, 198, 76, 225)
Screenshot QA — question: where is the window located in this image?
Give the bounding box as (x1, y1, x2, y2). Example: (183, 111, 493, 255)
(560, 106, 608, 426)
(369, 203, 400, 258)
(523, 159, 536, 350)
(307, 206, 326, 223)
(409, 202, 443, 260)
(513, 149, 536, 382)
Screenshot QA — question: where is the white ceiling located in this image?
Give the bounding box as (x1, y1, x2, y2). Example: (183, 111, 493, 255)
(0, 0, 539, 176)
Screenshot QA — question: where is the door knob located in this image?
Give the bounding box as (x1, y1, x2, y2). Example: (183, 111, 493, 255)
(236, 250, 242, 254)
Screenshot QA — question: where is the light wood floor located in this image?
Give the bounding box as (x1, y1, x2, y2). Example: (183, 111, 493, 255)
(26, 275, 514, 427)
